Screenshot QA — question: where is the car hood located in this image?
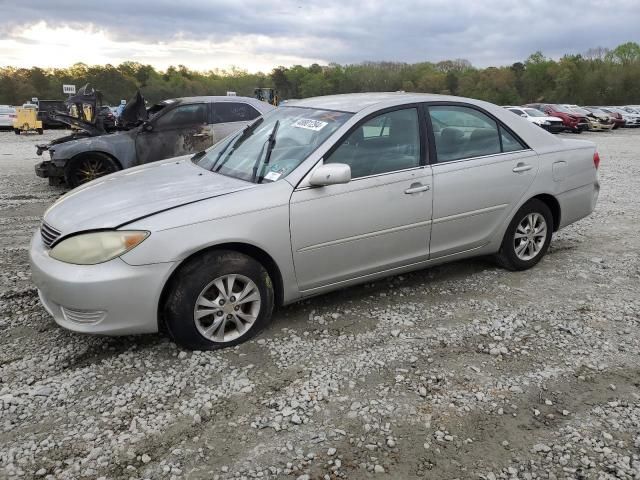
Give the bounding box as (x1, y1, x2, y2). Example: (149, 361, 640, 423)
(43, 156, 255, 233)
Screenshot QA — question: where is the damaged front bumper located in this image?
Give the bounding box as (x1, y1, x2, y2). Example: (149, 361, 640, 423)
(35, 160, 64, 179)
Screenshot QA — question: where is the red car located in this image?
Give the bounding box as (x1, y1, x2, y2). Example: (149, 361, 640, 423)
(525, 104, 589, 133)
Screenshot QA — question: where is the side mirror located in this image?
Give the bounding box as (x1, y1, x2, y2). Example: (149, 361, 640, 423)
(309, 163, 351, 186)
(520, 114, 527, 117)
(142, 121, 153, 132)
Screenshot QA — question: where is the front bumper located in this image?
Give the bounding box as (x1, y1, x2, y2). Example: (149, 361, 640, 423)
(35, 160, 64, 179)
(589, 122, 614, 131)
(29, 232, 175, 335)
(540, 123, 565, 133)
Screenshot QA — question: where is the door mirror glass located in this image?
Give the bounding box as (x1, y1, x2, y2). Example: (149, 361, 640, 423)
(309, 163, 351, 186)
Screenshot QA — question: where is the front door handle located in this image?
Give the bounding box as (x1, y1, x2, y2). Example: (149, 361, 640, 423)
(192, 133, 209, 138)
(513, 163, 533, 173)
(405, 183, 430, 194)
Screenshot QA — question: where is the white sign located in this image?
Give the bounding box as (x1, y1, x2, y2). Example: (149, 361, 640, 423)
(226, 91, 237, 96)
(291, 118, 328, 131)
(63, 84, 76, 95)
(120, 99, 127, 105)
(31, 97, 38, 103)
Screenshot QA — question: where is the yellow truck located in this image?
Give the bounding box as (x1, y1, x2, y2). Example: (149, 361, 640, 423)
(13, 104, 43, 135)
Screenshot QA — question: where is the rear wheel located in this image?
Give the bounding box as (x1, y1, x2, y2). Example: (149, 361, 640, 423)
(13, 128, 20, 135)
(64, 153, 119, 187)
(37, 128, 43, 135)
(163, 250, 275, 350)
(496, 199, 553, 271)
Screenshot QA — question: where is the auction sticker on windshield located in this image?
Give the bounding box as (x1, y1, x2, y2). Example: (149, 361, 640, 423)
(292, 119, 328, 131)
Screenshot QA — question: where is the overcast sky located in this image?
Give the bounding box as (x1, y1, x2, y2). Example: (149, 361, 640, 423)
(0, 0, 638, 72)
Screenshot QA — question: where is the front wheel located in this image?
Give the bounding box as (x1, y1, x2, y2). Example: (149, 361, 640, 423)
(495, 199, 553, 271)
(64, 153, 119, 188)
(163, 250, 275, 350)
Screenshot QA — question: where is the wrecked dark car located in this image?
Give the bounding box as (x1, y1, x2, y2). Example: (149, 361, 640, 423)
(35, 96, 274, 187)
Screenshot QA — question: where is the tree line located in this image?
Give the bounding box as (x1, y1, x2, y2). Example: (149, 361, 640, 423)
(1, 42, 639, 107)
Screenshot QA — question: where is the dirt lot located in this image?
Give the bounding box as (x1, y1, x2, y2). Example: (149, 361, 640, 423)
(0, 128, 639, 480)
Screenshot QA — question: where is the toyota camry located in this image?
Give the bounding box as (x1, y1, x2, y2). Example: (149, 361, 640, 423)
(30, 93, 600, 350)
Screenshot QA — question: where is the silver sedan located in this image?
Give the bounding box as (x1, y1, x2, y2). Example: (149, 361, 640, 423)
(30, 93, 600, 350)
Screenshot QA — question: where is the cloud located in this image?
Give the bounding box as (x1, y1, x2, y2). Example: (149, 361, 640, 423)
(0, 0, 638, 71)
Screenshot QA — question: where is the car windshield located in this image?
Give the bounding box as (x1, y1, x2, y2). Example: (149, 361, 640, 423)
(195, 107, 352, 183)
(524, 108, 545, 117)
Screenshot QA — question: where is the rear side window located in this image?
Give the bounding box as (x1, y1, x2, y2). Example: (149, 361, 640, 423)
(214, 102, 261, 123)
(155, 103, 207, 128)
(428, 105, 524, 162)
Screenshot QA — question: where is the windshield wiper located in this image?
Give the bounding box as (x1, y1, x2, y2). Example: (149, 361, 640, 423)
(251, 119, 280, 183)
(211, 117, 264, 172)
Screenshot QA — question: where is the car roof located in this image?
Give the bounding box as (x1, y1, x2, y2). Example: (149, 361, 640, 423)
(168, 96, 273, 112)
(285, 92, 492, 113)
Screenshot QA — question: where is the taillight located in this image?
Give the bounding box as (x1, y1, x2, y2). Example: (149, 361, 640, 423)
(593, 151, 600, 169)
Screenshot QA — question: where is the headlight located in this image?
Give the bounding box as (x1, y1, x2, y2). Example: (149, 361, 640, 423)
(543, 121, 551, 125)
(49, 231, 149, 265)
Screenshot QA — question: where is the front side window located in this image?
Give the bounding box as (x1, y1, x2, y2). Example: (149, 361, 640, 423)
(155, 103, 207, 129)
(325, 108, 421, 179)
(196, 107, 352, 183)
(214, 102, 261, 123)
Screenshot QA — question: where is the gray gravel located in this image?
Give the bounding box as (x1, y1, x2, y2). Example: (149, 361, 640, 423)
(0, 129, 639, 479)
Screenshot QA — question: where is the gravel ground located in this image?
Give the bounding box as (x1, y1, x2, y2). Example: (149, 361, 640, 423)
(0, 129, 639, 480)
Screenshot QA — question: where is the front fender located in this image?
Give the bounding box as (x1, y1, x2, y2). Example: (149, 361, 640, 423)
(51, 131, 137, 168)
(119, 180, 300, 303)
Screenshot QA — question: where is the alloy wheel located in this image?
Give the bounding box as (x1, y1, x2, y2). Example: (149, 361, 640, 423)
(193, 274, 262, 343)
(77, 158, 112, 182)
(513, 213, 547, 261)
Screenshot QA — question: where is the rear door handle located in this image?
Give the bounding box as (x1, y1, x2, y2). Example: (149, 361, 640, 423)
(513, 163, 533, 173)
(405, 183, 430, 194)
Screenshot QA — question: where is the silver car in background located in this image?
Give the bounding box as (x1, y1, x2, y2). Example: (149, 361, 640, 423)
(30, 93, 600, 350)
(0, 105, 16, 129)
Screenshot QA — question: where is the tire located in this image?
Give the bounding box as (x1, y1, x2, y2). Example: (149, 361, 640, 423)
(64, 152, 119, 188)
(162, 250, 275, 350)
(37, 128, 43, 135)
(13, 128, 20, 135)
(495, 199, 553, 271)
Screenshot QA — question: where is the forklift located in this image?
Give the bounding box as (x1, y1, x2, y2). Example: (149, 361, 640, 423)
(254, 87, 279, 106)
